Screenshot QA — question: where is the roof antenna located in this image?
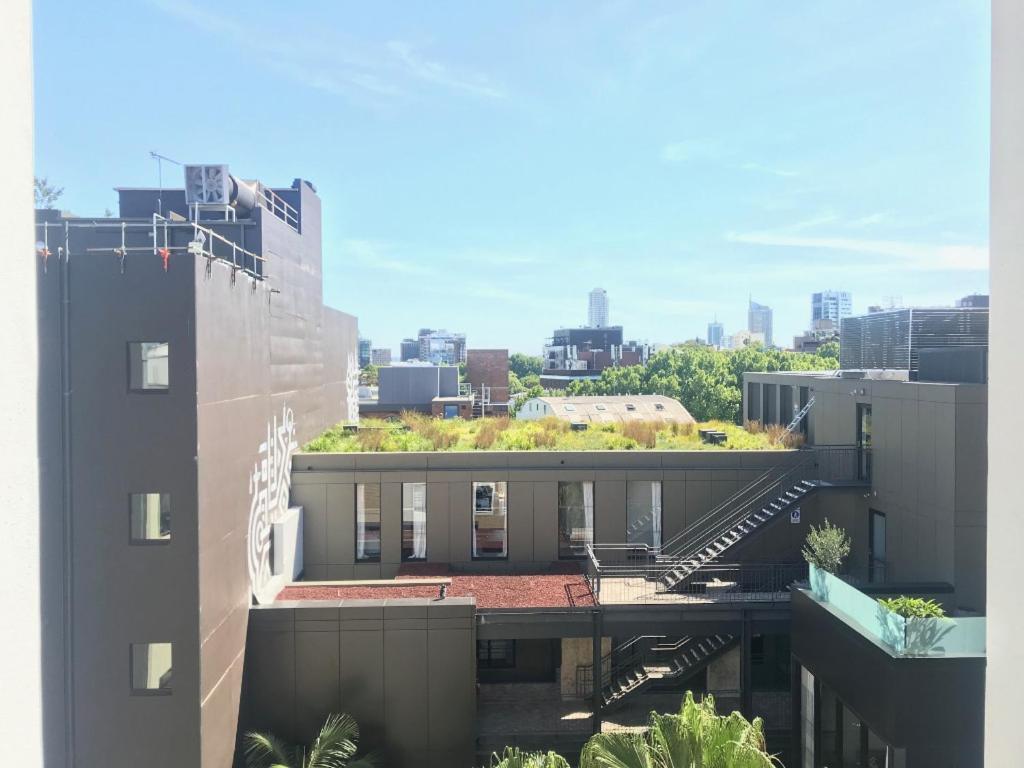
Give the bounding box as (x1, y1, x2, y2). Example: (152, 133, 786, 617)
(149, 151, 182, 217)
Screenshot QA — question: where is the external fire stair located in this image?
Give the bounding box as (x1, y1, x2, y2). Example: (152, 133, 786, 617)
(779, 395, 815, 441)
(597, 634, 738, 709)
(656, 453, 820, 592)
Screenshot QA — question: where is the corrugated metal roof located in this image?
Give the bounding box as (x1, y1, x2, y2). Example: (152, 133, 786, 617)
(520, 394, 694, 424)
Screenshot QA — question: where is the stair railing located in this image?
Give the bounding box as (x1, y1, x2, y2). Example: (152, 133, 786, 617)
(653, 455, 819, 582)
(659, 452, 816, 559)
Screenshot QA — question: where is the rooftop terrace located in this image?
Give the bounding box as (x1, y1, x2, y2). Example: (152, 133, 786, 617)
(304, 414, 792, 453)
(276, 563, 596, 609)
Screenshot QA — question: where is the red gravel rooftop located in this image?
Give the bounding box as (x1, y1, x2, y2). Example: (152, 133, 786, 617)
(275, 563, 596, 609)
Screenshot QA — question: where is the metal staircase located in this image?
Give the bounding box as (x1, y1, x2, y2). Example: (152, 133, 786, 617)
(779, 395, 815, 441)
(582, 634, 738, 709)
(656, 453, 820, 591)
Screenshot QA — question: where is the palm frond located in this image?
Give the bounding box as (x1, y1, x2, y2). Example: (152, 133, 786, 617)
(307, 713, 360, 768)
(580, 731, 653, 768)
(243, 730, 294, 768)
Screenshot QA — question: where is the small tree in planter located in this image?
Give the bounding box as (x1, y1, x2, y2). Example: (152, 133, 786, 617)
(801, 518, 851, 575)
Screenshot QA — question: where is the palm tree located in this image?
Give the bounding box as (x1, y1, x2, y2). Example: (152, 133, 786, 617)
(244, 712, 377, 768)
(489, 746, 571, 768)
(580, 691, 779, 768)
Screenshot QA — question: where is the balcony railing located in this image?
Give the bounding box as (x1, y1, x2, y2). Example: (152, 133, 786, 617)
(807, 564, 985, 657)
(584, 555, 806, 605)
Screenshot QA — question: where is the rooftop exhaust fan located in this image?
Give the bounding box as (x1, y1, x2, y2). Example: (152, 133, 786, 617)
(184, 164, 230, 206)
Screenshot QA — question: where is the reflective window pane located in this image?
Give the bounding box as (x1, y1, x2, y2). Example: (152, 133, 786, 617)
(130, 493, 170, 542)
(131, 642, 172, 692)
(626, 480, 662, 548)
(472, 482, 507, 559)
(402, 482, 427, 560)
(128, 342, 169, 391)
(558, 481, 594, 558)
(356, 484, 381, 562)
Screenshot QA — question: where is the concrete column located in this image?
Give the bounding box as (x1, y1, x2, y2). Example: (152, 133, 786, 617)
(592, 610, 603, 731)
(741, 617, 753, 718)
(706, 644, 741, 714)
(989, 3, 1024, 765)
(0, 1, 42, 763)
(559, 636, 611, 699)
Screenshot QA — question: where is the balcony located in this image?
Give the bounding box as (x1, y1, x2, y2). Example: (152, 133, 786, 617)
(805, 564, 985, 657)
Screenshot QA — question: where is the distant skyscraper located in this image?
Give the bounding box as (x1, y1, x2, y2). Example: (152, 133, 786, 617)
(707, 321, 725, 349)
(748, 299, 773, 347)
(370, 348, 392, 366)
(812, 290, 853, 326)
(588, 288, 609, 328)
(418, 329, 467, 365)
(956, 293, 989, 308)
(400, 338, 420, 361)
(358, 337, 372, 368)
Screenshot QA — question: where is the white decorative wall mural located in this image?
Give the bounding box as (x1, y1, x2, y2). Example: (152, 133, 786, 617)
(345, 349, 360, 423)
(247, 404, 298, 604)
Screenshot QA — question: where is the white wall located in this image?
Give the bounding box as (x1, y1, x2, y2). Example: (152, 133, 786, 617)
(988, 2, 1023, 763)
(0, 1, 42, 764)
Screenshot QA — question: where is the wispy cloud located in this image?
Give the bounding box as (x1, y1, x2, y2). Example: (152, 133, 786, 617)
(342, 239, 435, 276)
(738, 162, 799, 178)
(151, 0, 505, 104)
(726, 230, 988, 271)
(387, 41, 506, 100)
(660, 139, 719, 164)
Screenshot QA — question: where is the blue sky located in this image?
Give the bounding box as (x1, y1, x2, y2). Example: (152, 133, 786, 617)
(34, 1, 990, 354)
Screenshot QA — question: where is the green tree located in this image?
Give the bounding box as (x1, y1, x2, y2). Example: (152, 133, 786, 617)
(34, 176, 64, 209)
(802, 519, 851, 575)
(244, 713, 376, 768)
(816, 339, 840, 363)
(360, 364, 379, 387)
(488, 747, 571, 768)
(579, 691, 778, 768)
(566, 346, 834, 423)
(509, 353, 544, 378)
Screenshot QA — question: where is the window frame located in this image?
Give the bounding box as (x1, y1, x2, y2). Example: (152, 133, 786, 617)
(557, 480, 594, 559)
(128, 492, 171, 545)
(355, 483, 382, 563)
(129, 642, 173, 695)
(477, 639, 516, 669)
(401, 482, 428, 561)
(127, 341, 170, 394)
(472, 481, 508, 560)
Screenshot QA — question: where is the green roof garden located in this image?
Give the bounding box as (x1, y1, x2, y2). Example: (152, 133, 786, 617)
(302, 413, 796, 453)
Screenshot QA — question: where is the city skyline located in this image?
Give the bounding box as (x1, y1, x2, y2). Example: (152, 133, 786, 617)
(34, 1, 990, 353)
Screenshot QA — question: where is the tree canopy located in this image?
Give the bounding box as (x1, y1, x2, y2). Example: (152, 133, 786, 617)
(566, 344, 838, 422)
(509, 353, 543, 378)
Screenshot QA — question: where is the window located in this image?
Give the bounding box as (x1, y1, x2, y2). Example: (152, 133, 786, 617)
(129, 493, 170, 542)
(128, 342, 169, 391)
(626, 480, 662, 549)
(869, 510, 886, 583)
(477, 639, 515, 669)
(444, 404, 459, 419)
(625, 403, 636, 411)
(355, 484, 381, 562)
(472, 481, 507, 559)
(595, 404, 607, 411)
(131, 642, 172, 693)
(558, 481, 594, 558)
(402, 482, 427, 561)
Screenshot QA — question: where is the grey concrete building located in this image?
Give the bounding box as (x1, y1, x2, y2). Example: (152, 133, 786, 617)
(35, 169, 358, 768)
(744, 369, 987, 766)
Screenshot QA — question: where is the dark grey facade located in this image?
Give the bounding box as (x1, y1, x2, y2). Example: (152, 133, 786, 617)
(839, 308, 989, 377)
(242, 599, 476, 768)
(36, 173, 358, 768)
(362, 365, 459, 415)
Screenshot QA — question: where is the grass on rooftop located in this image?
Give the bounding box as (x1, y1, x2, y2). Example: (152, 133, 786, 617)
(302, 412, 798, 453)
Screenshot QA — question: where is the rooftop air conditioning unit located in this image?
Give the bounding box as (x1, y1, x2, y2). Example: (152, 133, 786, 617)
(184, 164, 230, 206)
